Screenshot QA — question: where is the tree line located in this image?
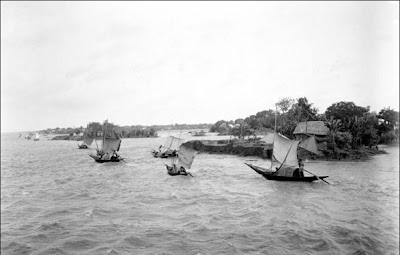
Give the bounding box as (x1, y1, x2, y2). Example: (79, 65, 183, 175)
(42, 123, 212, 138)
(209, 97, 399, 151)
(83, 122, 158, 138)
(80, 122, 212, 138)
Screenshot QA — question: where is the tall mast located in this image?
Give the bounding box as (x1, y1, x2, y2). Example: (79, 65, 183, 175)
(102, 119, 107, 150)
(274, 104, 277, 133)
(271, 103, 278, 170)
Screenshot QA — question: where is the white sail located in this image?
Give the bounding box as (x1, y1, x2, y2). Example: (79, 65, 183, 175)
(83, 133, 94, 146)
(272, 133, 299, 168)
(102, 130, 121, 155)
(164, 136, 184, 151)
(177, 143, 198, 169)
(299, 135, 322, 156)
(95, 120, 122, 158)
(260, 133, 274, 144)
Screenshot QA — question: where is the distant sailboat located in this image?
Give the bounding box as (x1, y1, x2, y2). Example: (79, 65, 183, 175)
(152, 135, 183, 158)
(192, 130, 206, 136)
(33, 133, 40, 141)
(89, 120, 123, 163)
(165, 141, 200, 176)
(79, 128, 95, 149)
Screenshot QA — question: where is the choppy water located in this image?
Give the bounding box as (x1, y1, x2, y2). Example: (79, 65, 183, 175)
(1, 131, 399, 255)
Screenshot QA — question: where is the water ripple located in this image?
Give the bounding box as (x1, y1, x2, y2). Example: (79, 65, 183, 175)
(1, 134, 399, 254)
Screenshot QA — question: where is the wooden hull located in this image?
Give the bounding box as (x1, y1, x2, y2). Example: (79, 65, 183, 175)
(264, 175, 323, 182)
(152, 150, 177, 158)
(244, 162, 328, 182)
(90, 154, 122, 163)
(166, 165, 190, 176)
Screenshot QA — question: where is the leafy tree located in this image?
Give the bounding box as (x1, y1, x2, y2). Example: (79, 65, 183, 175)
(325, 101, 369, 120)
(380, 130, 398, 144)
(344, 116, 367, 148)
(274, 97, 318, 138)
(230, 122, 252, 139)
(88, 122, 102, 134)
(208, 97, 398, 148)
(334, 131, 352, 149)
(276, 97, 295, 113)
(377, 107, 399, 138)
(218, 122, 229, 134)
(324, 116, 343, 154)
(210, 120, 227, 132)
(245, 115, 260, 130)
(293, 97, 318, 122)
(257, 109, 276, 129)
(360, 112, 380, 148)
(378, 107, 399, 128)
(235, 118, 244, 124)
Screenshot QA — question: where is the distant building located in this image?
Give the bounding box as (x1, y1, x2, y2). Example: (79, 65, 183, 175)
(293, 121, 330, 155)
(293, 121, 330, 140)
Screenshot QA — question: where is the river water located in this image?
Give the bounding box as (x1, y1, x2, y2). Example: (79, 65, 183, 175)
(1, 131, 399, 255)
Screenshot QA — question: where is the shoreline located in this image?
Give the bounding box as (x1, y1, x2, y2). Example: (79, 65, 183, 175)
(193, 139, 391, 161)
(50, 134, 158, 141)
(49, 134, 395, 161)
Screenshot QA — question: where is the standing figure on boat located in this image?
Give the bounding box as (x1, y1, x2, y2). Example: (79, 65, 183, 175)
(111, 151, 120, 161)
(295, 158, 305, 178)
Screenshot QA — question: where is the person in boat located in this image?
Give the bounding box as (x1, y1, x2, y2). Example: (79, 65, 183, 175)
(296, 158, 305, 178)
(158, 145, 162, 152)
(111, 151, 118, 159)
(179, 166, 188, 175)
(111, 151, 119, 160)
(171, 149, 178, 157)
(168, 164, 188, 175)
(97, 150, 104, 158)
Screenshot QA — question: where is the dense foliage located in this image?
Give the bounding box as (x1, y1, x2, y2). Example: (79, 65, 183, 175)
(42, 122, 212, 138)
(210, 97, 399, 149)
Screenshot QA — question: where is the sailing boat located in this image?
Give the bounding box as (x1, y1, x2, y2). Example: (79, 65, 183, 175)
(89, 120, 123, 163)
(245, 103, 328, 183)
(152, 135, 184, 158)
(33, 133, 40, 141)
(25, 133, 33, 140)
(78, 128, 95, 149)
(165, 141, 199, 176)
(245, 132, 329, 182)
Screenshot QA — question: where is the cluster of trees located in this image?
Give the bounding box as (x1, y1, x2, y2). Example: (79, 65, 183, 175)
(151, 123, 212, 131)
(84, 122, 212, 138)
(85, 122, 158, 138)
(42, 127, 84, 135)
(210, 97, 399, 150)
(42, 122, 212, 138)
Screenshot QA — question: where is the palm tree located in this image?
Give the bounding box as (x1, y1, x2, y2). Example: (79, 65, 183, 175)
(344, 116, 366, 148)
(324, 116, 343, 155)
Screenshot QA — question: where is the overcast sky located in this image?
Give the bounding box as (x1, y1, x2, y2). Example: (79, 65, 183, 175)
(1, 1, 399, 132)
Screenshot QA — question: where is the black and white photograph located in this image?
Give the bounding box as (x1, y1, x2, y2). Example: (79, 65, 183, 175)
(1, 1, 399, 254)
